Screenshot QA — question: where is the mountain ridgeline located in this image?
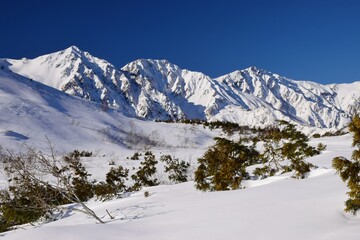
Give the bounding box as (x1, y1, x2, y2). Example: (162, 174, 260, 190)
(3, 46, 360, 129)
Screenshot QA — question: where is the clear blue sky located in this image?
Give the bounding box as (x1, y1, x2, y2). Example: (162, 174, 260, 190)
(2, 0, 360, 84)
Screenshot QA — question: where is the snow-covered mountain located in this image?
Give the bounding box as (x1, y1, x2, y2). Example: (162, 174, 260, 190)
(3, 46, 360, 129)
(5, 46, 138, 116)
(0, 62, 216, 153)
(215, 68, 348, 128)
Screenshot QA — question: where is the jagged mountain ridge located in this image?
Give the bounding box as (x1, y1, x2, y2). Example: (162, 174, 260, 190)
(6, 46, 136, 116)
(3, 46, 360, 129)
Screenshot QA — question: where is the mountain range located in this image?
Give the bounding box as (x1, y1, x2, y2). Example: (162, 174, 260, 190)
(2, 46, 360, 129)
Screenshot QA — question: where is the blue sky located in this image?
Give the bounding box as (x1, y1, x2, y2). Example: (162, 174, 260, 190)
(1, 0, 360, 84)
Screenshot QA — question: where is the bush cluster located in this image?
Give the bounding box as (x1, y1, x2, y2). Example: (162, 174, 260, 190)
(158, 119, 257, 135)
(195, 121, 325, 191)
(0, 149, 99, 230)
(322, 130, 347, 137)
(0, 149, 132, 231)
(0, 146, 194, 231)
(130, 151, 190, 190)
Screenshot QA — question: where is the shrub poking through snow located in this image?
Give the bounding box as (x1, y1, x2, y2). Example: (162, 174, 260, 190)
(195, 138, 259, 191)
(333, 114, 360, 215)
(94, 166, 129, 201)
(130, 152, 141, 160)
(131, 151, 159, 190)
(160, 155, 190, 183)
(254, 121, 320, 179)
(144, 191, 150, 197)
(63, 154, 94, 202)
(0, 145, 134, 231)
(0, 145, 105, 232)
(317, 143, 327, 151)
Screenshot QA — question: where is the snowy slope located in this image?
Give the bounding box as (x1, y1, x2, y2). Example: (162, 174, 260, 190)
(2, 135, 359, 240)
(0, 63, 217, 154)
(4, 46, 360, 128)
(330, 81, 360, 116)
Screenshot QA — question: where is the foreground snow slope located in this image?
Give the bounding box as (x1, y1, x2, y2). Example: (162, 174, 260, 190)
(2, 135, 359, 240)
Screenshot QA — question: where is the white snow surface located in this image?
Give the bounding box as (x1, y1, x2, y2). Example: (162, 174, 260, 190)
(0, 64, 359, 239)
(3, 46, 360, 129)
(2, 135, 359, 240)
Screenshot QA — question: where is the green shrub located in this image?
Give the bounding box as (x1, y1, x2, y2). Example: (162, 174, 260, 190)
(131, 151, 159, 190)
(0, 147, 104, 230)
(254, 121, 319, 179)
(317, 143, 327, 151)
(322, 130, 347, 137)
(65, 158, 94, 202)
(64, 150, 92, 161)
(130, 152, 141, 160)
(253, 166, 276, 179)
(312, 133, 321, 138)
(95, 166, 129, 201)
(333, 115, 360, 215)
(194, 138, 259, 191)
(0, 181, 66, 230)
(160, 155, 190, 183)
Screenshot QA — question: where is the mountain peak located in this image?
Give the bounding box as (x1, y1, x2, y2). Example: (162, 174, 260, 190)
(60, 45, 84, 58)
(130, 58, 172, 67)
(243, 66, 269, 75)
(66, 45, 82, 53)
(221, 66, 266, 79)
(122, 58, 181, 75)
(245, 66, 260, 71)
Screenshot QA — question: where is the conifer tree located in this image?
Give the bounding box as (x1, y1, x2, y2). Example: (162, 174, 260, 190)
(254, 121, 319, 179)
(160, 155, 190, 183)
(254, 128, 282, 178)
(195, 138, 259, 191)
(94, 166, 129, 201)
(64, 155, 94, 202)
(131, 151, 159, 190)
(333, 114, 360, 215)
